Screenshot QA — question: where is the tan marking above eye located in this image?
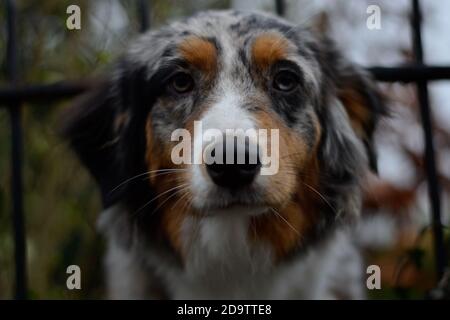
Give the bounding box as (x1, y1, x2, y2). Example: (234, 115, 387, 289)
(178, 36, 217, 75)
(252, 33, 290, 71)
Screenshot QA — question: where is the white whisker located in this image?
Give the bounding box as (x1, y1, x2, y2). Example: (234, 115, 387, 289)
(133, 183, 189, 216)
(150, 186, 190, 215)
(109, 168, 187, 194)
(301, 181, 338, 215)
(270, 207, 300, 235)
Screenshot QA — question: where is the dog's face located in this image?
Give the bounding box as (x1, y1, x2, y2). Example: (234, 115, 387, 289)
(65, 11, 385, 259)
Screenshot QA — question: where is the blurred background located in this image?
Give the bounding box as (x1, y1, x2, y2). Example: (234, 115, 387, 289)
(0, 0, 449, 299)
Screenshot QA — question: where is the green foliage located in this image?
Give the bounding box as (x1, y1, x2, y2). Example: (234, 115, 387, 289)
(0, 0, 121, 299)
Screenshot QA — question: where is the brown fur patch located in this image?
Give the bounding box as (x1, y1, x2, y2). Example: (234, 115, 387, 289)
(249, 155, 323, 261)
(249, 194, 318, 260)
(160, 193, 191, 260)
(179, 36, 217, 75)
(252, 33, 290, 70)
(145, 116, 189, 257)
(249, 108, 323, 260)
(338, 88, 371, 139)
(145, 107, 210, 260)
(253, 109, 309, 204)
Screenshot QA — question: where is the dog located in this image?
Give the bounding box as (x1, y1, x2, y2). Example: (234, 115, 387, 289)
(63, 10, 386, 299)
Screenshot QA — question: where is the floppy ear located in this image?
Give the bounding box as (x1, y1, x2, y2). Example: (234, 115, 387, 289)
(335, 63, 386, 173)
(62, 60, 153, 208)
(62, 79, 124, 207)
(319, 38, 387, 173)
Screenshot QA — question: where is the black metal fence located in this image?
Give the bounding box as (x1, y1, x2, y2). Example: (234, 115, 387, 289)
(0, 0, 448, 299)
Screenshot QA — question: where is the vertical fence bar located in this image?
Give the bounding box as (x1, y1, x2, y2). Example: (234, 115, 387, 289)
(275, 0, 285, 17)
(138, 0, 150, 33)
(5, 0, 27, 299)
(411, 0, 447, 281)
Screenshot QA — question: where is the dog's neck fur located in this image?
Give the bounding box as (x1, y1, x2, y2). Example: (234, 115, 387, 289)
(181, 212, 274, 271)
(99, 199, 364, 299)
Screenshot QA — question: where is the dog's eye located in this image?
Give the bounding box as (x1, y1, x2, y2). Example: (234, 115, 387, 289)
(170, 72, 194, 94)
(273, 71, 299, 92)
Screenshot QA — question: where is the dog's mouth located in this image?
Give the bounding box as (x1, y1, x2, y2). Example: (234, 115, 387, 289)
(201, 203, 269, 216)
(190, 183, 276, 216)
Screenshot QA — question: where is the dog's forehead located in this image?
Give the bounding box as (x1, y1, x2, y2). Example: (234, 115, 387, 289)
(175, 10, 296, 41)
(127, 11, 316, 72)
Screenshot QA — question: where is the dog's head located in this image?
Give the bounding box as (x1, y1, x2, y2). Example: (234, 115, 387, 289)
(64, 11, 385, 259)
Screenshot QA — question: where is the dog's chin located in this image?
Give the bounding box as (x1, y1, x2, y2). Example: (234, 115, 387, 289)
(206, 204, 269, 216)
(192, 188, 271, 217)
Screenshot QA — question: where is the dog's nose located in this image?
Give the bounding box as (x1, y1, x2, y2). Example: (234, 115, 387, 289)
(206, 142, 261, 188)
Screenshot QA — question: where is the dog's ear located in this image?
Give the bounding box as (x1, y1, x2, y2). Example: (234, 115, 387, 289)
(62, 78, 125, 207)
(318, 37, 387, 173)
(62, 60, 152, 208)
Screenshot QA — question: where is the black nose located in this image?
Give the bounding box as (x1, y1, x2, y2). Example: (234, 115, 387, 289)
(206, 142, 261, 188)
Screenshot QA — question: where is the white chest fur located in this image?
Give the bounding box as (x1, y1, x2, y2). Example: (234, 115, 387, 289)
(165, 213, 364, 299)
(100, 206, 365, 299)
(166, 214, 274, 299)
